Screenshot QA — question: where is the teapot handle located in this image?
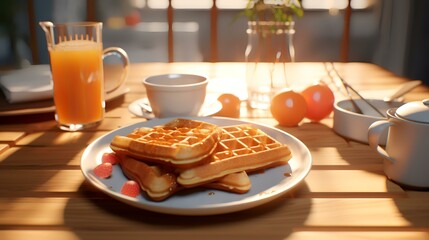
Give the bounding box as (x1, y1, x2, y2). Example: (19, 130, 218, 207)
(368, 120, 395, 163)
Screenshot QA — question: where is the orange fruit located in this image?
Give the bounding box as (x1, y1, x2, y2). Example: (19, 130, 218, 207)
(301, 83, 335, 121)
(270, 89, 307, 127)
(217, 93, 241, 118)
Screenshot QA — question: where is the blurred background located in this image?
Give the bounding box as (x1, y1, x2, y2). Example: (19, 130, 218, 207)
(0, 0, 428, 84)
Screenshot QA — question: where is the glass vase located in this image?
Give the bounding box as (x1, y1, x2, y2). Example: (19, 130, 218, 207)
(245, 21, 295, 109)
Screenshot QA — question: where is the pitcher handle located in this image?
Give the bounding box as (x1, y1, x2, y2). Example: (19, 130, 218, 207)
(368, 120, 395, 163)
(102, 47, 130, 93)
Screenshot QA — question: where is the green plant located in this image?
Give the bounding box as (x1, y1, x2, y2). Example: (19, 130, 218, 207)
(243, 0, 304, 23)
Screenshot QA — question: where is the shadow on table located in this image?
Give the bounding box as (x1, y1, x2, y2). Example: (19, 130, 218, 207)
(288, 121, 385, 174)
(63, 181, 312, 239)
(385, 180, 429, 229)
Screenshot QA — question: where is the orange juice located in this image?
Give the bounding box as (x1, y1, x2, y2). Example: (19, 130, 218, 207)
(49, 40, 104, 126)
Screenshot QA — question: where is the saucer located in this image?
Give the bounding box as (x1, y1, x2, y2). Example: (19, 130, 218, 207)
(128, 97, 222, 119)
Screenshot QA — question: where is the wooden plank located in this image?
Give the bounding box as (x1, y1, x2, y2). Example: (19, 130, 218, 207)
(0, 115, 143, 133)
(105, 107, 137, 118)
(0, 144, 9, 154)
(0, 132, 26, 144)
(16, 132, 108, 146)
(210, 0, 218, 62)
(0, 170, 85, 195)
(0, 230, 428, 240)
(0, 231, 80, 240)
(96, 118, 144, 131)
(167, 0, 174, 62)
(0, 198, 428, 229)
(302, 170, 404, 194)
(288, 231, 429, 240)
(0, 120, 57, 132)
(340, 0, 351, 62)
(309, 147, 383, 169)
(27, 0, 39, 64)
(0, 147, 84, 166)
(0, 170, 403, 197)
(86, 0, 96, 21)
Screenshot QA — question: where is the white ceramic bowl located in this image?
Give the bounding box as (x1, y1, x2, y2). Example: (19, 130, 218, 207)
(333, 99, 403, 145)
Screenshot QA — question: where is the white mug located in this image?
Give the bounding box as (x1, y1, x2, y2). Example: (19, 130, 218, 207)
(143, 74, 208, 118)
(368, 103, 429, 188)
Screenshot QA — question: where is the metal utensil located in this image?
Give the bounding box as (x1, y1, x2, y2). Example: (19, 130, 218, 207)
(324, 62, 363, 114)
(384, 80, 422, 102)
(326, 62, 386, 118)
(138, 102, 152, 114)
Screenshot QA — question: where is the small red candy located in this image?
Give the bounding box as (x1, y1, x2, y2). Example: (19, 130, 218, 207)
(121, 181, 141, 198)
(93, 163, 113, 179)
(102, 152, 119, 165)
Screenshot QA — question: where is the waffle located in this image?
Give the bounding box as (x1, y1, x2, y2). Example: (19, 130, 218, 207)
(118, 155, 251, 201)
(118, 155, 179, 201)
(177, 124, 292, 187)
(110, 119, 221, 168)
(204, 171, 251, 194)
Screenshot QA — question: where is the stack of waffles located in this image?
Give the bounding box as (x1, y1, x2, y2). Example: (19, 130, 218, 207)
(110, 118, 292, 201)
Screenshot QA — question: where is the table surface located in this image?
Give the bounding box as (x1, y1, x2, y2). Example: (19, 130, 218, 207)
(1, 62, 429, 240)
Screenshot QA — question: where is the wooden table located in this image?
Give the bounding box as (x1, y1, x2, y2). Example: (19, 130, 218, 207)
(1, 62, 429, 240)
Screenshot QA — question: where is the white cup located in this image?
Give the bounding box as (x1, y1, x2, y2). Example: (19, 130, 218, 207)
(143, 74, 208, 118)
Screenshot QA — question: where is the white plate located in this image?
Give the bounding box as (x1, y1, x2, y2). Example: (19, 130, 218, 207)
(80, 117, 312, 216)
(0, 86, 129, 116)
(128, 96, 222, 119)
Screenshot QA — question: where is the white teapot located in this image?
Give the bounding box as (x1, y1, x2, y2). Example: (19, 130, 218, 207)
(368, 99, 429, 188)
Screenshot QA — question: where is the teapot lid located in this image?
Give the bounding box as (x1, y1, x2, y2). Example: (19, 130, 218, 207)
(396, 99, 429, 123)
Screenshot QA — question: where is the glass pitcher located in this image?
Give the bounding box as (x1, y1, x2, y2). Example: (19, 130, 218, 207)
(245, 21, 295, 109)
(39, 21, 129, 131)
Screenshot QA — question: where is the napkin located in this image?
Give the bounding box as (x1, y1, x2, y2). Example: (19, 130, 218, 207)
(0, 65, 53, 103)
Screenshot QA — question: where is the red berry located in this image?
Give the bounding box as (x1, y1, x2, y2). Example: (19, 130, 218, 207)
(121, 181, 141, 198)
(102, 152, 119, 165)
(93, 163, 113, 179)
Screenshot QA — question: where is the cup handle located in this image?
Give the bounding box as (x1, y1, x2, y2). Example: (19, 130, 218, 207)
(102, 47, 130, 93)
(368, 120, 395, 163)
